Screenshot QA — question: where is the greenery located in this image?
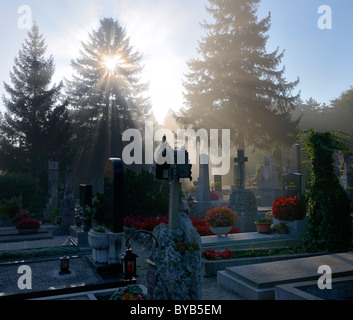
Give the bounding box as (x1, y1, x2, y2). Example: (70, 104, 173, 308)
(0, 173, 45, 215)
(110, 284, 146, 300)
(66, 18, 151, 183)
(123, 168, 169, 218)
(177, 0, 300, 151)
(93, 225, 106, 233)
(0, 246, 79, 262)
(202, 246, 308, 261)
(0, 23, 70, 201)
(300, 129, 353, 251)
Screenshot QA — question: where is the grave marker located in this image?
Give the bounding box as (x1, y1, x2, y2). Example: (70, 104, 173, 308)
(234, 150, 248, 189)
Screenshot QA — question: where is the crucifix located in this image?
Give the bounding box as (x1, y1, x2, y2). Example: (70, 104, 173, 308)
(234, 149, 248, 189)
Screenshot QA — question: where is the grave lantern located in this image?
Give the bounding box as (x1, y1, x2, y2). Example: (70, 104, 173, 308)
(121, 248, 138, 280)
(59, 256, 71, 275)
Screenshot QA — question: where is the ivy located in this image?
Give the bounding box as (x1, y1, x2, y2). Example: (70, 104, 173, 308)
(299, 129, 353, 251)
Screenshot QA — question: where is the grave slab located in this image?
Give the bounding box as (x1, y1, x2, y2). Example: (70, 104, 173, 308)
(217, 252, 353, 300)
(201, 231, 303, 251)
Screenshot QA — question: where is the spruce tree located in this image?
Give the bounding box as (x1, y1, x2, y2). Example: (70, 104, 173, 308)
(178, 0, 300, 151)
(66, 18, 151, 182)
(0, 22, 70, 184)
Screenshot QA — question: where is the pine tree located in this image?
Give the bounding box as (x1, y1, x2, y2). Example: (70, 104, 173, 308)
(66, 18, 151, 182)
(0, 22, 70, 183)
(178, 0, 300, 151)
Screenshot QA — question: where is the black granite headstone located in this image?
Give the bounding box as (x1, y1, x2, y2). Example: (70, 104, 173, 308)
(104, 158, 124, 233)
(282, 172, 305, 198)
(79, 184, 92, 207)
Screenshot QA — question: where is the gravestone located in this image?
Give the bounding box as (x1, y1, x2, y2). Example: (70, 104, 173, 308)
(79, 185, 92, 207)
(283, 172, 305, 198)
(55, 164, 75, 235)
(44, 161, 59, 216)
(195, 154, 212, 215)
(104, 158, 125, 265)
(282, 143, 305, 198)
(257, 157, 282, 207)
(152, 137, 201, 300)
(230, 150, 258, 232)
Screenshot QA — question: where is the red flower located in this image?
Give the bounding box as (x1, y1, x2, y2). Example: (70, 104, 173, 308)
(272, 196, 306, 221)
(16, 218, 40, 230)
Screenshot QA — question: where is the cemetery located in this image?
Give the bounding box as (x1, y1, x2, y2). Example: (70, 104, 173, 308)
(0, 4, 353, 304)
(0, 130, 352, 302)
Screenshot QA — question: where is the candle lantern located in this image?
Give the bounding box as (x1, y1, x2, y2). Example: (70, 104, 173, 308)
(59, 256, 71, 275)
(121, 248, 138, 280)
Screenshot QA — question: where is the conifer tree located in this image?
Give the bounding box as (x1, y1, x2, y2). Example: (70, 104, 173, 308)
(178, 0, 300, 151)
(66, 18, 151, 182)
(0, 22, 70, 184)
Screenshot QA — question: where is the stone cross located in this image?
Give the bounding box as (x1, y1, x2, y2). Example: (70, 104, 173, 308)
(234, 150, 248, 189)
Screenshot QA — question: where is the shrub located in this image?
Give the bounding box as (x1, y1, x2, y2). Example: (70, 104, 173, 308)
(300, 130, 353, 251)
(12, 209, 31, 225)
(16, 218, 40, 230)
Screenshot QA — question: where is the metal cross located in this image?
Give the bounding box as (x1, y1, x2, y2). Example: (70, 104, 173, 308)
(234, 150, 248, 189)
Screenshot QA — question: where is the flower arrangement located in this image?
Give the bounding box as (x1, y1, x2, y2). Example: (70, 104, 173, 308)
(202, 248, 232, 261)
(110, 284, 146, 300)
(205, 207, 238, 228)
(272, 196, 306, 221)
(16, 218, 40, 230)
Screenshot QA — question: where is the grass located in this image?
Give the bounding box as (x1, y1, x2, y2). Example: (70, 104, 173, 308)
(0, 246, 80, 262)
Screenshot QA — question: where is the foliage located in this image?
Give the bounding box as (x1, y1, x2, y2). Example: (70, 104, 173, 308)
(12, 209, 31, 225)
(66, 18, 151, 183)
(92, 192, 104, 223)
(300, 129, 353, 251)
(15, 218, 40, 230)
(0, 22, 70, 189)
(201, 246, 308, 261)
(272, 196, 306, 221)
(77, 205, 96, 220)
(93, 225, 106, 233)
(110, 284, 146, 300)
(274, 222, 289, 234)
(123, 168, 169, 218)
(0, 197, 21, 220)
(205, 207, 238, 227)
(257, 216, 273, 223)
(177, 0, 300, 151)
(0, 246, 79, 262)
(175, 241, 199, 255)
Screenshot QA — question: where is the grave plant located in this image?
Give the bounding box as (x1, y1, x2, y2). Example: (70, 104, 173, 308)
(300, 130, 353, 251)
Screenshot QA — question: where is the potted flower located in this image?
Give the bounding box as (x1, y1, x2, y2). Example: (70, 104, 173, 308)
(205, 207, 238, 237)
(274, 222, 289, 234)
(16, 218, 40, 234)
(255, 215, 273, 234)
(88, 225, 109, 264)
(272, 196, 307, 235)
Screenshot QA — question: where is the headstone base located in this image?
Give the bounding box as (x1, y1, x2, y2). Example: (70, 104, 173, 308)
(229, 189, 258, 232)
(108, 232, 125, 265)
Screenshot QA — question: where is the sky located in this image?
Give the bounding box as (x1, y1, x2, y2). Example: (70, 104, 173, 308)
(0, 0, 353, 124)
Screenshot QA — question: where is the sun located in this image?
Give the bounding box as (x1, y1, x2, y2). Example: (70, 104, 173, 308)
(102, 55, 121, 72)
